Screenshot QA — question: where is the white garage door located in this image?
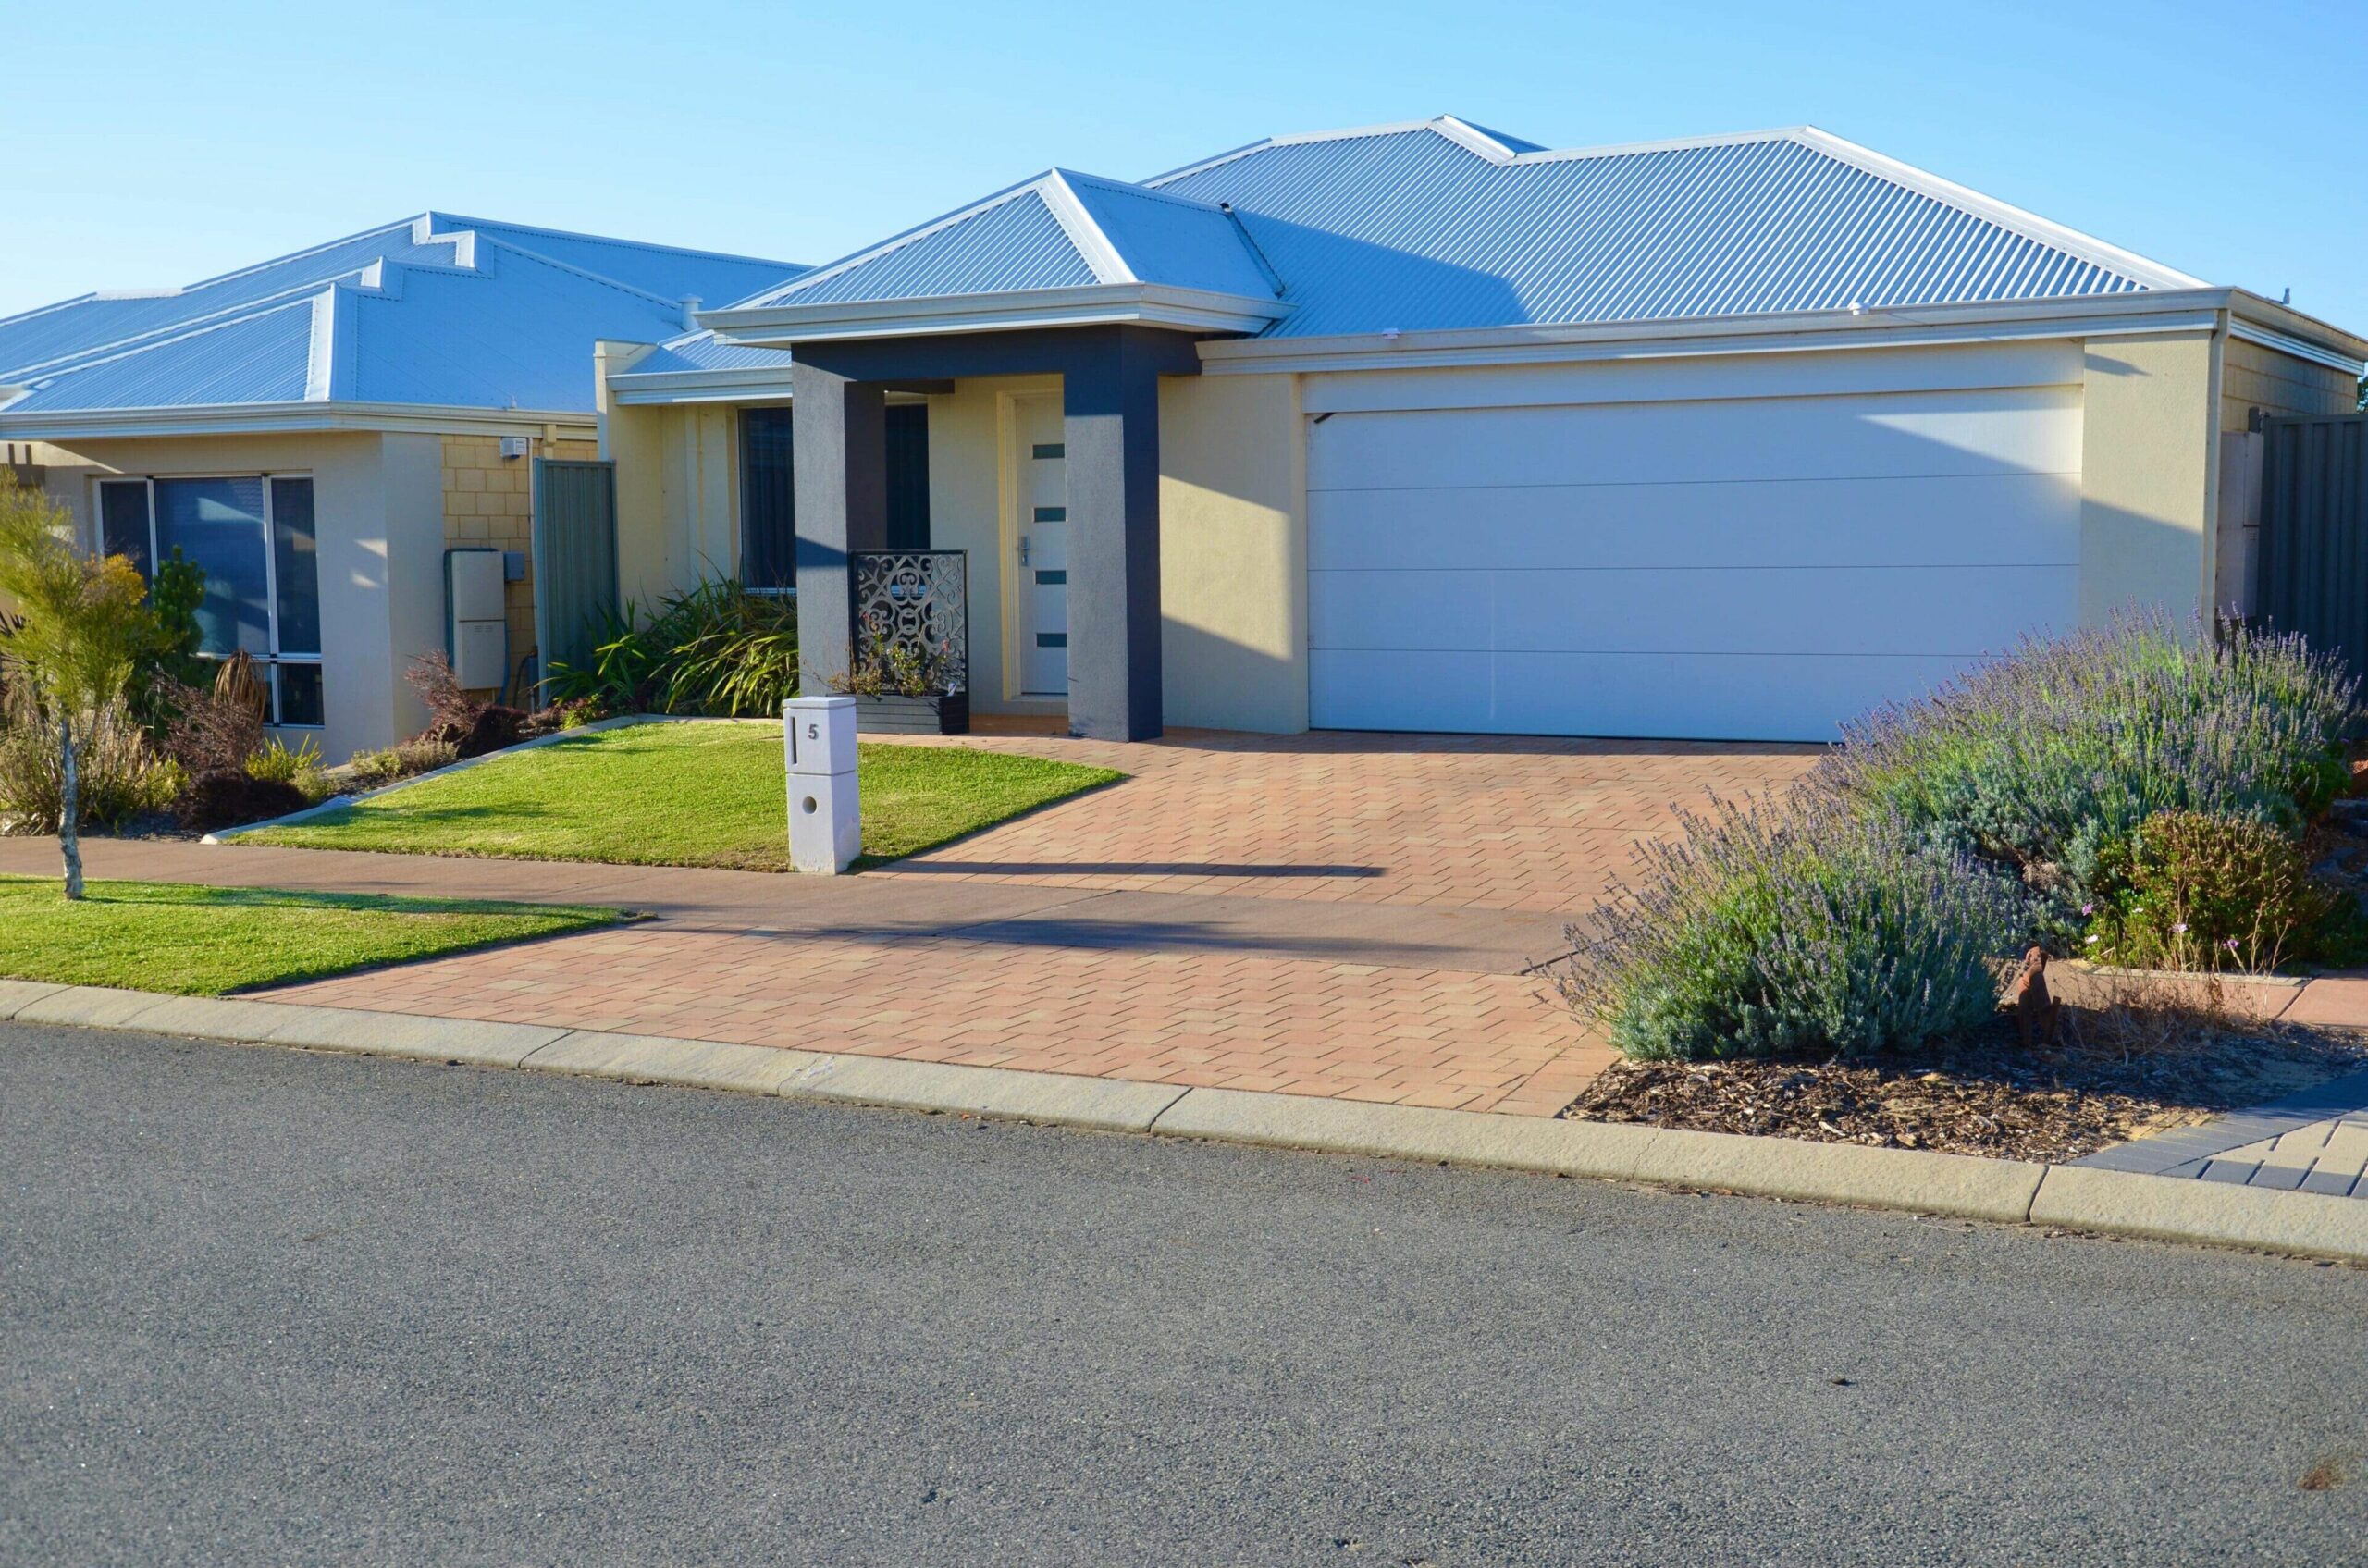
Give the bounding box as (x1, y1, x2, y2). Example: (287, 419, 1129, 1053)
(1307, 384, 2082, 742)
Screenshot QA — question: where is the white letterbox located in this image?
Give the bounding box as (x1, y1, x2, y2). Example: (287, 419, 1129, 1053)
(783, 696, 859, 873)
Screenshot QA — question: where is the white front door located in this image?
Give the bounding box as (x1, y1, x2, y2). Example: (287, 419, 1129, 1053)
(1017, 394, 1069, 697)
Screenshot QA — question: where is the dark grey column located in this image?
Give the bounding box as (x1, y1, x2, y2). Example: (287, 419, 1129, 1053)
(791, 362, 887, 696)
(1063, 327, 1167, 741)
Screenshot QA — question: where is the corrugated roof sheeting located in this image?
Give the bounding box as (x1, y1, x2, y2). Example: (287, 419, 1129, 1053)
(1153, 128, 2159, 337)
(0, 212, 803, 419)
(1060, 174, 1278, 297)
(8, 300, 317, 412)
(627, 330, 796, 375)
(438, 215, 800, 308)
(0, 224, 437, 377)
(783, 190, 1100, 305)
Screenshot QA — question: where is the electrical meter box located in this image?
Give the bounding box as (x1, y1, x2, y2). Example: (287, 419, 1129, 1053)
(445, 548, 508, 692)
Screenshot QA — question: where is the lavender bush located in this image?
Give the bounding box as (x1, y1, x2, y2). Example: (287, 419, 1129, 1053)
(1817, 614, 2357, 927)
(1555, 795, 2027, 1061)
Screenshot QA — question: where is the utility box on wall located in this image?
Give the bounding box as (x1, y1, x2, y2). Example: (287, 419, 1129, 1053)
(445, 548, 508, 692)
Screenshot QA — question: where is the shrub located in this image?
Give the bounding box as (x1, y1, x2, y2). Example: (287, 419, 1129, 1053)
(2086, 810, 2344, 974)
(154, 677, 266, 778)
(455, 704, 526, 759)
(173, 769, 307, 833)
(1819, 614, 2358, 928)
(0, 689, 180, 833)
(547, 579, 796, 717)
(244, 735, 334, 803)
(1555, 795, 2028, 1061)
(405, 649, 481, 734)
(348, 735, 459, 788)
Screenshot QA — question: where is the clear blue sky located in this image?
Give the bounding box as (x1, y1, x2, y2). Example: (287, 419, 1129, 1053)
(7, 0, 2364, 331)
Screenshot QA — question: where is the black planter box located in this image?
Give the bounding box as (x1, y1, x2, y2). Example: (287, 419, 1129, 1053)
(856, 692, 970, 735)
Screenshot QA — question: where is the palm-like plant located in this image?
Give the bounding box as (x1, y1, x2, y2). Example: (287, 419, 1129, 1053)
(0, 474, 159, 898)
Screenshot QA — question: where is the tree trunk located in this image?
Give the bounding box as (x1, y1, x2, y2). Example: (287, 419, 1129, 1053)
(58, 709, 82, 901)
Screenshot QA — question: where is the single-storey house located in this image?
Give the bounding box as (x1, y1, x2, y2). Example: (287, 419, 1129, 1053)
(0, 216, 796, 757)
(601, 116, 2367, 742)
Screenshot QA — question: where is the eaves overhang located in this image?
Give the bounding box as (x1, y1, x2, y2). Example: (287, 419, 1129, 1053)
(0, 399, 599, 442)
(699, 282, 1289, 347)
(1190, 289, 2368, 377)
(608, 365, 799, 406)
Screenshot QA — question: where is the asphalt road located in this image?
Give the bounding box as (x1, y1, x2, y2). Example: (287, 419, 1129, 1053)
(5, 1023, 2367, 1567)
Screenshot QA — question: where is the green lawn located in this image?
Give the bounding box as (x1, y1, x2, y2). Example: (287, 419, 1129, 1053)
(0, 877, 623, 996)
(244, 722, 1124, 871)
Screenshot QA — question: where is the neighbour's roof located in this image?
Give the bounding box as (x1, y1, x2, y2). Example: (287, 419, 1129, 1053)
(0, 215, 802, 425)
(700, 117, 2207, 345)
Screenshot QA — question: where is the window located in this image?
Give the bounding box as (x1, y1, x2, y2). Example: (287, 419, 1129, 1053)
(93, 474, 325, 727)
(740, 408, 795, 592)
(736, 402, 931, 592)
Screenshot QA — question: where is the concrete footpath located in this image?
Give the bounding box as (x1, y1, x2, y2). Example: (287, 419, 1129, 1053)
(8, 977, 2368, 1266)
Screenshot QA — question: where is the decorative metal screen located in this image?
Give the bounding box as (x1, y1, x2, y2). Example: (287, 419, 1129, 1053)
(851, 550, 969, 695)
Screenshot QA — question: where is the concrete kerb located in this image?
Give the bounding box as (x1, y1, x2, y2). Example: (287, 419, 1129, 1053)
(7, 982, 2365, 1263)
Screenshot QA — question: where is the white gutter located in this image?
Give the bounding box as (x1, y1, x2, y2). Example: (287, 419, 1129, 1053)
(700, 282, 1289, 346)
(1192, 289, 2368, 377)
(0, 400, 599, 442)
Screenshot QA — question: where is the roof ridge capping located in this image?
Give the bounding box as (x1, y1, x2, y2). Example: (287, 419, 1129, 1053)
(1149, 116, 2204, 292)
(1775, 126, 2205, 292)
(737, 170, 1067, 306)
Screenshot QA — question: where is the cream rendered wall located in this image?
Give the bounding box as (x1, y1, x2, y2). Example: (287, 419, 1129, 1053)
(2077, 331, 2218, 623)
(607, 401, 742, 608)
(1158, 371, 1307, 733)
(31, 430, 445, 759)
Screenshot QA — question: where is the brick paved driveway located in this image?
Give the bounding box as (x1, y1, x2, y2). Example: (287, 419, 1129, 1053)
(254, 728, 1819, 1117)
(879, 728, 1820, 915)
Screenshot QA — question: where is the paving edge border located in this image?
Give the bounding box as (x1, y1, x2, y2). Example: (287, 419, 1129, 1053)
(6, 981, 2365, 1265)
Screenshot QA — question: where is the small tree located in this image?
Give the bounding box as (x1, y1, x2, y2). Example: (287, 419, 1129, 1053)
(0, 474, 157, 898)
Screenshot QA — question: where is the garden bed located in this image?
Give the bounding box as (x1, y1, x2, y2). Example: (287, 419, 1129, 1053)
(1562, 1001, 2368, 1164)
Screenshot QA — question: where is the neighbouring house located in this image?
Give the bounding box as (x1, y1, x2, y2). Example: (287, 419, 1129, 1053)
(600, 117, 2367, 743)
(0, 216, 798, 758)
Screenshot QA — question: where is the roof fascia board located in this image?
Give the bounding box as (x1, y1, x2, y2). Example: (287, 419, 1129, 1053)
(2226, 289, 2368, 372)
(703, 283, 1289, 344)
(1787, 128, 2205, 291)
(606, 366, 800, 407)
(1194, 290, 2244, 375)
(0, 401, 597, 441)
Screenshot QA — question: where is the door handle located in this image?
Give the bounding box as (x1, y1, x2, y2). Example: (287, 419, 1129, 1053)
(1018, 535, 1031, 565)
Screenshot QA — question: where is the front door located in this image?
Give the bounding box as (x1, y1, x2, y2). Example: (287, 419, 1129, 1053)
(1017, 394, 1068, 697)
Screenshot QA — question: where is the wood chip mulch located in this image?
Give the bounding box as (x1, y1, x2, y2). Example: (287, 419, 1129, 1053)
(1560, 1016, 2368, 1165)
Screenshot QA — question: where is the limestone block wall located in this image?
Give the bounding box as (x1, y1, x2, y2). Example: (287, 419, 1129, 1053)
(439, 434, 598, 696)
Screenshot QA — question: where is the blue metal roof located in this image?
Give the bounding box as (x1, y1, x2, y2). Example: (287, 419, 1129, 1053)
(712, 118, 2202, 344)
(737, 169, 1281, 312)
(1150, 123, 2195, 337)
(0, 215, 803, 422)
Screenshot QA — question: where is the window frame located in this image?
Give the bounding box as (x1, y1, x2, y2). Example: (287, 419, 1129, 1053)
(737, 405, 796, 598)
(91, 471, 327, 729)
